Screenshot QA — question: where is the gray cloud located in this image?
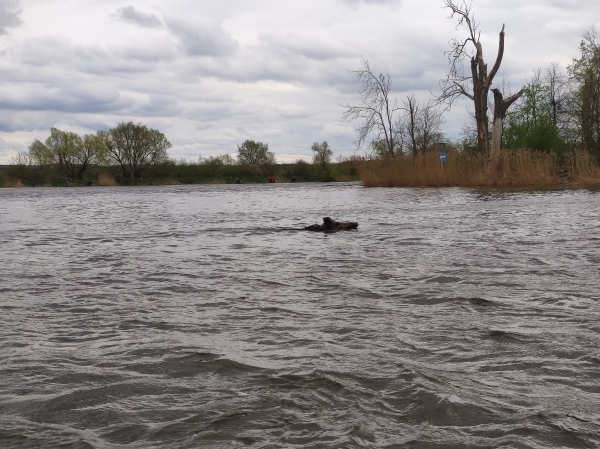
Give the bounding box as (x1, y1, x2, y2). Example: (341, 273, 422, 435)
(165, 18, 239, 57)
(0, 0, 599, 163)
(15, 36, 177, 76)
(342, 0, 401, 6)
(0, 0, 21, 35)
(258, 33, 354, 61)
(0, 82, 122, 114)
(112, 6, 162, 28)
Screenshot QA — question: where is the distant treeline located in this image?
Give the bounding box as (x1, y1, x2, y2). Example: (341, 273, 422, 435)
(2, 132, 360, 186)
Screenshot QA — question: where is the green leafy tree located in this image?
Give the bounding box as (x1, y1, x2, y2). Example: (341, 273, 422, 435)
(288, 159, 313, 178)
(27, 129, 114, 179)
(197, 154, 237, 178)
(200, 154, 236, 166)
(237, 140, 275, 174)
(38, 129, 110, 179)
(105, 122, 171, 182)
(370, 139, 391, 158)
(311, 141, 333, 179)
(237, 140, 275, 166)
(81, 133, 110, 172)
(568, 27, 600, 158)
(44, 128, 84, 179)
(503, 73, 567, 155)
(28, 139, 55, 169)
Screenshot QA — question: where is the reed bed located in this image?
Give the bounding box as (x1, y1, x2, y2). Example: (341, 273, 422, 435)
(358, 149, 600, 187)
(97, 173, 117, 186)
(564, 150, 600, 183)
(155, 178, 181, 185)
(3, 178, 23, 188)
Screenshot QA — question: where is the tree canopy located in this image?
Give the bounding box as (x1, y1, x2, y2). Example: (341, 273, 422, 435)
(503, 72, 567, 155)
(105, 122, 171, 181)
(569, 27, 600, 158)
(237, 140, 275, 165)
(28, 128, 108, 179)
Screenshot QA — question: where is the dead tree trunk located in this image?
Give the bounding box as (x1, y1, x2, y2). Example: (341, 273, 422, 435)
(490, 87, 524, 169)
(442, 2, 513, 154)
(472, 25, 505, 154)
(405, 95, 419, 157)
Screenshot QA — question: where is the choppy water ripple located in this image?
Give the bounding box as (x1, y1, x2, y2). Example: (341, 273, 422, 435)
(1, 183, 599, 448)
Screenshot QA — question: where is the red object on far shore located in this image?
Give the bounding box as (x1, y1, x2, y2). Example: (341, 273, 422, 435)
(268, 176, 276, 183)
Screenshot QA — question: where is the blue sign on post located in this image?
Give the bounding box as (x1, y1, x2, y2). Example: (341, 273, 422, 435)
(440, 151, 447, 163)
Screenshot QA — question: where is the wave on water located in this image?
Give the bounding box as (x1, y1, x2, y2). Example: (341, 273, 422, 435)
(1, 184, 599, 448)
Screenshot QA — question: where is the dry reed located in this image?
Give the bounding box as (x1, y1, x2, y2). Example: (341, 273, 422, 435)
(564, 150, 600, 183)
(159, 178, 181, 185)
(4, 178, 23, 188)
(358, 149, 599, 187)
(334, 174, 354, 182)
(97, 173, 117, 186)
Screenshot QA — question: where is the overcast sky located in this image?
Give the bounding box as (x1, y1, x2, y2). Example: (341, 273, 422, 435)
(0, 0, 598, 163)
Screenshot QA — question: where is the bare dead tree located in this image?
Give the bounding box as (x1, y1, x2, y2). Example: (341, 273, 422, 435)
(544, 63, 569, 130)
(417, 101, 445, 154)
(440, 0, 521, 153)
(403, 95, 419, 156)
(341, 58, 401, 157)
(11, 152, 33, 166)
(400, 95, 445, 156)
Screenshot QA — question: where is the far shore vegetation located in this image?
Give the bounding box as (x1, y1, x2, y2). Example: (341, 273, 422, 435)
(3, 2, 600, 190)
(1, 125, 359, 187)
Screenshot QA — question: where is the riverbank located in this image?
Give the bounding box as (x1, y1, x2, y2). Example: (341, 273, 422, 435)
(0, 159, 360, 188)
(358, 149, 600, 187)
(0, 174, 360, 188)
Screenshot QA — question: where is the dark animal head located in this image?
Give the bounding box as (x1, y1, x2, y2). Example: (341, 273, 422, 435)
(323, 217, 333, 229)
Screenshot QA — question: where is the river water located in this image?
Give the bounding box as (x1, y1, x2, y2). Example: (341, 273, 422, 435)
(1, 183, 599, 449)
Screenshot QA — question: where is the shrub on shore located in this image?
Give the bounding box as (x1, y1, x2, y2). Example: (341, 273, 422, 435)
(358, 149, 600, 187)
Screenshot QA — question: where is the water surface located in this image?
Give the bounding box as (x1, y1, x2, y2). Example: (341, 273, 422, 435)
(1, 183, 599, 448)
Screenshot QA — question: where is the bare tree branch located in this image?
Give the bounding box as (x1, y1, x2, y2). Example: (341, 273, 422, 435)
(341, 58, 401, 157)
(439, 1, 513, 154)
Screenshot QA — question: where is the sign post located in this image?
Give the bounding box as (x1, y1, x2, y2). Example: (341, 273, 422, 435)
(437, 142, 447, 168)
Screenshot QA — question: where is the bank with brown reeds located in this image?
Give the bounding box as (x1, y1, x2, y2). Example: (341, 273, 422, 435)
(358, 149, 600, 187)
(96, 173, 117, 186)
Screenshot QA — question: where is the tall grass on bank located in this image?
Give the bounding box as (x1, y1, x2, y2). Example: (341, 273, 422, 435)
(564, 150, 600, 183)
(3, 178, 23, 188)
(358, 149, 600, 187)
(97, 173, 117, 186)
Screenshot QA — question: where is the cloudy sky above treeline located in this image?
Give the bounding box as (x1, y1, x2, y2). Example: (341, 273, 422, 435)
(0, 0, 598, 163)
